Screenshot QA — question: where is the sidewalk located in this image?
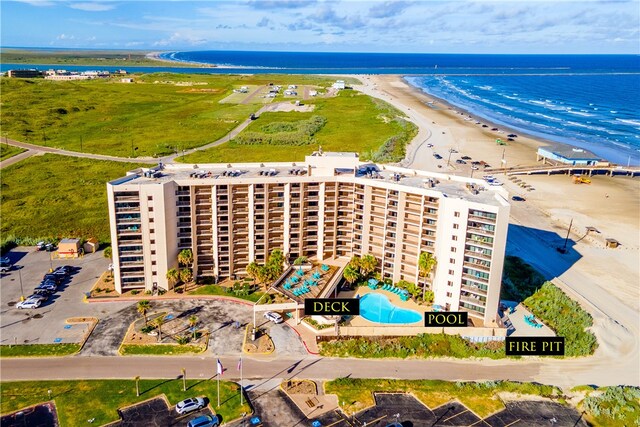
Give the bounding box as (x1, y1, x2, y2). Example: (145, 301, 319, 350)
(285, 319, 320, 355)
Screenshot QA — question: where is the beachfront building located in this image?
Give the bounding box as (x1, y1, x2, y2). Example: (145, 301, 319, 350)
(537, 143, 602, 166)
(107, 152, 510, 326)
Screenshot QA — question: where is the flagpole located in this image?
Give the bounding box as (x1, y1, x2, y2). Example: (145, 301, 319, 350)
(217, 372, 220, 408)
(240, 356, 243, 406)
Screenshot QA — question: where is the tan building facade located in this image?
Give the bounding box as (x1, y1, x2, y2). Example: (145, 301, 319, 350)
(107, 152, 510, 326)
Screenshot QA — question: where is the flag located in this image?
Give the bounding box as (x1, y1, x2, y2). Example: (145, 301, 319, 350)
(237, 357, 242, 371)
(217, 359, 223, 376)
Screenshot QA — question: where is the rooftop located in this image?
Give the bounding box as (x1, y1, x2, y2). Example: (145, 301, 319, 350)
(539, 143, 601, 160)
(110, 152, 509, 207)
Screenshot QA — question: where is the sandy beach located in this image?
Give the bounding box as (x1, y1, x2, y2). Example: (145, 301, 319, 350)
(354, 74, 640, 386)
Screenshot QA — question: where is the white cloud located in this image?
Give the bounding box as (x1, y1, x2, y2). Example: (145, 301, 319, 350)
(69, 2, 115, 12)
(56, 33, 75, 40)
(153, 32, 207, 47)
(13, 0, 54, 6)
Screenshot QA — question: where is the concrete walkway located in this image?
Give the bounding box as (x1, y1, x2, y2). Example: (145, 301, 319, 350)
(0, 149, 39, 169)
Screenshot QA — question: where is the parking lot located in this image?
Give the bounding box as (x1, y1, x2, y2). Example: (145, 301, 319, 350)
(1, 247, 306, 356)
(0, 247, 132, 346)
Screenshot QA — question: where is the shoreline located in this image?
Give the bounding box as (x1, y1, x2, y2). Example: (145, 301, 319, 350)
(145, 51, 217, 68)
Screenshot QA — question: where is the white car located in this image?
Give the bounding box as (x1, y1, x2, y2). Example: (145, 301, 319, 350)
(175, 397, 205, 415)
(16, 296, 44, 309)
(264, 311, 283, 324)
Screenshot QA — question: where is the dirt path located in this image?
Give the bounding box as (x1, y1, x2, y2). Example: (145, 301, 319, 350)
(241, 85, 266, 104)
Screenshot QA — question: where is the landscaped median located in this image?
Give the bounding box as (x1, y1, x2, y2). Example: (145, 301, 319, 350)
(0, 379, 250, 427)
(0, 343, 81, 358)
(324, 378, 561, 417)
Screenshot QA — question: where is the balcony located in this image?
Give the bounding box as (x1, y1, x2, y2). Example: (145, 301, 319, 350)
(464, 250, 492, 261)
(198, 250, 214, 257)
(176, 200, 190, 207)
(196, 220, 212, 226)
(114, 196, 140, 202)
(176, 190, 190, 196)
(198, 239, 213, 246)
(461, 284, 488, 297)
(115, 206, 140, 213)
(468, 213, 496, 224)
(462, 273, 489, 284)
(460, 295, 486, 307)
(177, 232, 191, 238)
(464, 260, 491, 272)
(120, 271, 145, 278)
(459, 307, 485, 319)
(467, 225, 495, 237)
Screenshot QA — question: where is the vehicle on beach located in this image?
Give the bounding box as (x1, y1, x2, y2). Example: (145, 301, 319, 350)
(426, 143, 434, 148)
(512, 196, 526, 201)
(434, 154, 442, 160)
(264, 311, 283, 323)
(456, 159, 466, 164)
(175, 397, 205, 415)
(461, 156, 472, 160)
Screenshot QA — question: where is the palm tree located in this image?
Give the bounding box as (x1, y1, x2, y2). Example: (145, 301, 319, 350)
(267, 249, 285, 278)
(359, 254, 378, 277)
(137, 300, 151, 326)
(348, 255, 361, 269)
(188, 315, 198, 340)
(246, 262, 260, 282)
(418, 251, 437, 300)
(178, 249, 193, 267)
(154, 316, 165, 342)
(166, 268, 180, 287)
(180, 268, 193, 284)
(343, 265, 360, 286)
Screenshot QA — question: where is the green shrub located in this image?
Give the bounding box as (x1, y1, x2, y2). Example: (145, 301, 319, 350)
(582, 386, 640, 426)
(235, 115, 327, 146)
(501, 256, 545, 301)
(320, 333, 507, 359)
(523, 282, 597, 356)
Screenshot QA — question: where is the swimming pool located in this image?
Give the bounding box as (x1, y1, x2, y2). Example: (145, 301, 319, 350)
(359, 293, 423, 324)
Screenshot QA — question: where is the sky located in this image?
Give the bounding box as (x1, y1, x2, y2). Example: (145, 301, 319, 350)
(1, 0, 638, 54)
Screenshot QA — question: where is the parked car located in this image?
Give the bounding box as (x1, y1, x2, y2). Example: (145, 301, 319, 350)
(0, 256, 10, 264)
(17, 296, 44, 309)
(187, 415, 219, 427)
(512, 196, 526, 202)
(175, 397, 205, 415)
(27, 293, 49, 302)
(43, 273, 63, 284)
(434, 154, 442, 160)
(426, 143, 434, 148)
(35, 282, 57, 292)
(54, 266, 74, 276)
(461, 156, 472, 160)
(0, 260, 13, 273)
(455, 159, 466, 164)
(264, 311, 283, 324)
(33, 288, 55, 297)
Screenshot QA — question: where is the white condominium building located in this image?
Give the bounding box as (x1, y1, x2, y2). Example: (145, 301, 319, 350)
(107, 152, 509, 326)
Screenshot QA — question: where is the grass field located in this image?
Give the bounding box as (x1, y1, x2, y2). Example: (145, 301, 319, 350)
(1, 379, 249, 426)
(0, 154, 144, 245)
(0, 48, 191, 67)
(120, 344, 206, 356)
(0, 144, 26, 161)
(1, 74, 340, 157)
(181, 90, 416, 163)
(325, 378, 560, 417)
(189, 284, 266, 303)
(0, 343, 81, 358)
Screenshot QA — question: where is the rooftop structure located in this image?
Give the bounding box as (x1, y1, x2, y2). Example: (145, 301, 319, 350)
(537, 143, 602, 166)
(107, 152, 510, 327)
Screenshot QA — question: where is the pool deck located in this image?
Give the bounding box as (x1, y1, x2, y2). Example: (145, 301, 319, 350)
(342, 286, 429, 328)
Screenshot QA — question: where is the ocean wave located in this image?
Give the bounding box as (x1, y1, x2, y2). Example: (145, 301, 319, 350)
(534, 113, 564, 122)
(616, 118, 640, 128)
(567, 110, 594, 117)
(477, 85, 493, 90)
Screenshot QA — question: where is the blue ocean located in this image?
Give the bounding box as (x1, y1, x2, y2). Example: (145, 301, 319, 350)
(3, 51, 639, 164)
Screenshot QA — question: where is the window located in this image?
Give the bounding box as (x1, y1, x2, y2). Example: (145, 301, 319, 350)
(150, 229, 155, 234)
(149, 218, 154, 223)
(448, 269, 454, 275)
(149, 207, 154, 212)
(451, 247, 457, 253)
(446, 292, 453, 297)
(148, 196, 153, 201)
(453, 223, 459, 229)
(452, 235, 458, 241)
(151, 261, 156, 266)
(150, 240, 156, 245)
(447, 281, 453, 287)
(450, 258, 455, 264)
(151, 250, 156, 255)
(454, 211, 460, 217)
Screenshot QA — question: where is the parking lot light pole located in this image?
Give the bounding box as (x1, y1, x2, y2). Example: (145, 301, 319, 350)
(49, 251, 54, 273)
(18, 268, 25, 301)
